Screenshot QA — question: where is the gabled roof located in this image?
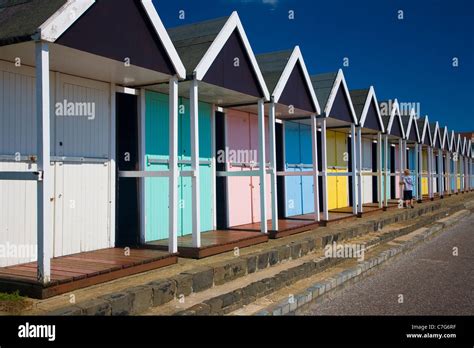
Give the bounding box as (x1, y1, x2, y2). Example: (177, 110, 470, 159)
(350, 86, 384, 132)
(455, 133, 462, 153)
(0, 0, 67, 46)
(468, 140, 472, 157)
(439, 125, 449, 150)
(380, 99, 405, 138)
(0, 0, 186, 78)
(401, 108, 421, 143)
(256, 46, 320, 114)
(416, 116, 432, 146)
(311, 69, 358, 124)
(461, 136, 467, 155)
(168, 11, 269, 100)
(448, 130, 456, 152)
(429, 122, 442, 149)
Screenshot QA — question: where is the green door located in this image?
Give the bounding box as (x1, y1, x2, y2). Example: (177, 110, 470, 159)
(144, 91, 170, 242)
(144, 91, 213, 242)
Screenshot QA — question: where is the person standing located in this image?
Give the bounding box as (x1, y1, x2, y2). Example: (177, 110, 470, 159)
(400, 169, 415, 208)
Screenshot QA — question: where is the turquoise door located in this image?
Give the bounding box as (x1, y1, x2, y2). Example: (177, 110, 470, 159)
(144, 91, 213, 242)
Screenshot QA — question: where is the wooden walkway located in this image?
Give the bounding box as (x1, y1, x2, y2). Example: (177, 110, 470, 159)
(230, 214, 320, 239)
(147, 230, 268, 259)
(0, 248, 177, 299)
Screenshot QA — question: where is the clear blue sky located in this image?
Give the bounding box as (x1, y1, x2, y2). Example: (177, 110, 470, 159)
(154, 0, 473, 132)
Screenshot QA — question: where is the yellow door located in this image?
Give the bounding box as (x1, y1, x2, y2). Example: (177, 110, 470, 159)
(327, 169, 338, 210)
(337, 169, 349, 208)
(422, 177, 428, 195)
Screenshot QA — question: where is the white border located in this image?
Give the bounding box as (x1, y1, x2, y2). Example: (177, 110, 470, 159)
(272, 46, 321, 114)
(324, 69, 358, 125)
(386, 99, 406, 139)
(194, 11, 270, 100)
(358, 86, 385, 133)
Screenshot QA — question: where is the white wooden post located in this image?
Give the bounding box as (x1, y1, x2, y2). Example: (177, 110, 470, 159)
(139, 89, 146, 244)
(190, 78, 201, 247)
(384, 135, 388, 207)
(321, 118, 329, 221)
(454, 152, 458, 193)
(110, 84, 117, 246)
(36, 41, 52, 284)
(418, 144, 423, 201)
(310, 114, 320, 222)
(428, 147, 433, 199)
(438, 150, 443, 197)
(257, 99, 268, 234)
(414, 143, 419, 201)
(398, 138, 403, 200)
(377, 132, 382, 208)
(357, 127, 363, 214)
(350, 125, 358, 215)
(445, 152, 450, 195)
(168, 76, 179, 254)
(461, 156, 465, 192)
(268, 101, 279, 230)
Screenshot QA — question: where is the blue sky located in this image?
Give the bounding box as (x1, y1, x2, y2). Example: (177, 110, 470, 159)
(154, 0, 473, 132)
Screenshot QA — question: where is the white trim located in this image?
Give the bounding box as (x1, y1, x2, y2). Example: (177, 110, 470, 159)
(257, 99, 268, 234)
(141, 0, 186, 79)
(310, 114, 320, 222)
(190, 79, 201, 247)
(109, 83, 116, 248)
(320, 118, 329, 221)
(139, 89, 146, 245)
(272, 46, 321, 114)
(194, 12, 270, 100)
(324, 69, 358, 125)
(405, 108, 421, 143)
(386, 99, 406, 139)
(39, 0, 96, 42)
(36, 41, 52, 284)
(269, 102, 279, 229)
(211, 104, 217, 230)
(358, 86, 385, 133)
(419, 116, 432, 146)
(168, 76, 179, 254)
(440, 126, 448, 150)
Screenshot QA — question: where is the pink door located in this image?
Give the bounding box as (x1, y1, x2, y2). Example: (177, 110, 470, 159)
(226, 109, 271, 227)
(249, 115, 272, 224)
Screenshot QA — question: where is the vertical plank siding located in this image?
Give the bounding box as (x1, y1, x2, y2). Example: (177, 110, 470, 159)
(0, 61, 112, 266)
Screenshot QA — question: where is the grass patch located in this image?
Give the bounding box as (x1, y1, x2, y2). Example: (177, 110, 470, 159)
(0, 291, 32, 314)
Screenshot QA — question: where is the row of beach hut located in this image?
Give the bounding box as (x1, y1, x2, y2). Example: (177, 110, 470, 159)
(0, 0, 472, 295)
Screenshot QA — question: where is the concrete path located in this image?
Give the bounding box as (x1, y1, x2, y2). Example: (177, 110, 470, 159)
(296, 212, 474, 315)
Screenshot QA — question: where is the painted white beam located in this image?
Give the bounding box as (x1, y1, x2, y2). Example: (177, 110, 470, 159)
(414, 143, 419, 201)
(356, 127, 362, 214)
(168, 76, 179, 254)
(351, 125, 359, 215)
(418, 144, 423, 200)
(190, 78, 201, 248)
(427, 147, 433, 198)
(311, 114, 320, 222)
(257, 99, 268, 234)
(36, 41, 52, 285)
(445, 153, 450, 195)
(438, 150, 443, 197)
(109, 83, 117, 248)
(139, 89, 146, 244)
(269, 102, 279, 230)
(377, 133, 382, 208)
(320, 119, 329, 221)
(384, 135, 388, 207)
(398, 138, 403, 200)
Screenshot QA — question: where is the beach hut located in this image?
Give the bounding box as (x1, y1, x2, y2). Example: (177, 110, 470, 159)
(349, 87, 385, 215)
(429, 122, 443, 197)
(438, 125, 450, 196)
(447, 130, 457, 193)
(0, 0, 186, 295)
(416, 116, 434, 200)
(254, 46, 321, 238)
(311, 70, 359, 224)
(455, 134, 463, 192)
(401, 109, 421, 201)
(380, 99, 406, 207)
(144, 12, 271, 258)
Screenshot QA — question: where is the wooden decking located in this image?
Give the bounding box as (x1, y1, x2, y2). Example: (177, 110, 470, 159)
(230, 214, 320, 239)
(320, 207, 357, 226)
(0, 248, 177, 299)
(147, 230, 269, 259)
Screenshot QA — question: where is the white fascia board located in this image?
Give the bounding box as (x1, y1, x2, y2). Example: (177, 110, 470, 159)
(273, 46, 321, 114)
(393, 100, 406, 139)
(449, 131, 455, 151)
(194, 11, 270, 100)
(425, 116, 433, 146)
(141, 0, 186, 79)
(325, 69, 358, 125)
(39, 0, 96, 42)
(360, 86, 385, 133)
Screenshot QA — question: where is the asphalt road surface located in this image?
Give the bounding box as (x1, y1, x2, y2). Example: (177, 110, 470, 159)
(297, 212, 474, 315)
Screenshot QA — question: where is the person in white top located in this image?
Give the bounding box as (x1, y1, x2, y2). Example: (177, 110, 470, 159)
(400, 169, 415, 208)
